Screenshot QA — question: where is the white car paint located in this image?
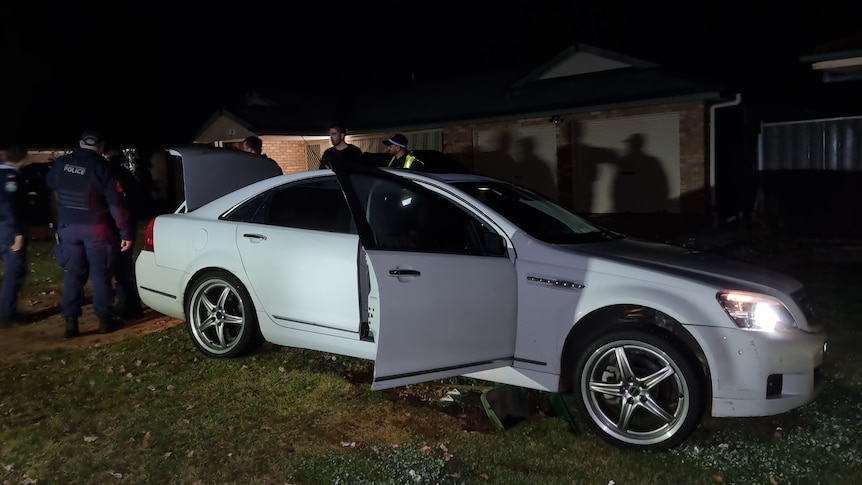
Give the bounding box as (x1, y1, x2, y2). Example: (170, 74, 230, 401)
(135, 146, 827, 451)
(368, 249, 517, 390)
(235, 224, 362, 332)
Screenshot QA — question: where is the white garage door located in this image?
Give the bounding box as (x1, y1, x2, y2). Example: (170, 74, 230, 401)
(474, 125, 559, 201)
(574, 113, 680, 214)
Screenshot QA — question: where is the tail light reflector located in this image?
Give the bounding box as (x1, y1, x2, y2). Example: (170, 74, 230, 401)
(143, 217, 156, 252)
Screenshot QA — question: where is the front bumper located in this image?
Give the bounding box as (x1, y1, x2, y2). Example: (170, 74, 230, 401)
(690, 324, 827, 417)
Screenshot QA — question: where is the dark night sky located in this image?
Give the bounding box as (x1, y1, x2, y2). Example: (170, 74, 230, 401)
(1, 1, 859, 148)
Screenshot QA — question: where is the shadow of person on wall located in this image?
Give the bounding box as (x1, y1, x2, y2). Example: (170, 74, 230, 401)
(613, 133, 669, 213)
(570, 121, 619, 213)
(476, 130, 519, 183)
(514, 136, 556, 200)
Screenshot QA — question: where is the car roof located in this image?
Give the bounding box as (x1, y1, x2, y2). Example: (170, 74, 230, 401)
(360, 149, 471, 174)
(168, 145, 283, 212)
(171, 145, 504, 213)
(397, 169, 498, 184)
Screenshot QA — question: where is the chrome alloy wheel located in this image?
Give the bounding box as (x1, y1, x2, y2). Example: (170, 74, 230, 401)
(575, 331, 702, 450)
(187, 274, 253, 357)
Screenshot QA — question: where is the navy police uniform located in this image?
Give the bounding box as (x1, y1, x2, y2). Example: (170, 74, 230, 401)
(383, 134, 425, 170)
(0, 164, 27, 324)
(105, 153, 143, 318)
(45, 146, 133, 331)
(388, 152, 424, 169)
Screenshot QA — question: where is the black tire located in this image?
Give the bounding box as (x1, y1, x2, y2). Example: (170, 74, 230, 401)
(572, 327, 705, 451)
(185, 270, 261, 358)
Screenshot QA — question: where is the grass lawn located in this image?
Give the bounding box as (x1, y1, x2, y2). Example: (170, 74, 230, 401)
(1, 236, 860, 484)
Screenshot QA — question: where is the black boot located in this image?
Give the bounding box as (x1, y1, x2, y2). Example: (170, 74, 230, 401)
(64, 317, 80, 338)
(116, 305, 144, 320)
(99, 316, 124, 334)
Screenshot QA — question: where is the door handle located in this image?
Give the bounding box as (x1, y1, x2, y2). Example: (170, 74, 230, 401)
(243, 233, 267, 241)
(388, 269, 420, 276)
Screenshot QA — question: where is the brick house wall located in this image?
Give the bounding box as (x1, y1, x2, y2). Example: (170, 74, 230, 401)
(261, 139, 307, 173)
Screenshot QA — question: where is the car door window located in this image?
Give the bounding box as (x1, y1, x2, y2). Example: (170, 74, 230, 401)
(223, 177, 355, 234)
(221, 191, 269, 222)
(352, 174, 498, 255)
(266, 179, 355, 233)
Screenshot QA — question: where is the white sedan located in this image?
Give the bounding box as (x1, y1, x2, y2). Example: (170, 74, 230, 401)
(135, 145, 827, 451)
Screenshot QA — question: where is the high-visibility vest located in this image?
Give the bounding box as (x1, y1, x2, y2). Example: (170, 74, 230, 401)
(388, 152, 424, 169)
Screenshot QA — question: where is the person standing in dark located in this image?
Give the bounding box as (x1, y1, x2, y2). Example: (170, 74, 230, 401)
(384, 134, 424, 170)
(46, 130, 133, 338)
(318, 122, 363, 169)
(105, 148, 144, 319)
(242, 135, 264, 155)
(241, 135, 283, 173)
(0, 145, 31, 329)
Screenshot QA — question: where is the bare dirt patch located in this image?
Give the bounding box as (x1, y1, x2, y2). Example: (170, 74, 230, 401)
(0, 286, 182, 364)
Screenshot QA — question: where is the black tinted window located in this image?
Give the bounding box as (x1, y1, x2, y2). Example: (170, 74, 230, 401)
(352, 174, 497, 255)
(454, 180, 618, 244)
(221, 191, 269, 222)
(224, 177, 355, 234)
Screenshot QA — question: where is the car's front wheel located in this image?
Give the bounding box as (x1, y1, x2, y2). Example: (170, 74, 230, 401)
(186, 270, 261, 358)
(572, 327, 704, 451)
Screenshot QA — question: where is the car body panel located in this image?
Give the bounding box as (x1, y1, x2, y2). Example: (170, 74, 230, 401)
(136, 214, 250, 318)
(135, 249, 184, 317)
(509, 234, 590, 373)
(571, 237, 802, 297)
(235, 223, 362, 332)
(365, 250, 517, 390)
(689, 323, 825, 416)
(329, 163, 518, 389)
(135, 147, 827, 442)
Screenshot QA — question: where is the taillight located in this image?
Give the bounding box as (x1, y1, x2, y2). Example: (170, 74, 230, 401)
(143, 217, 156, 252)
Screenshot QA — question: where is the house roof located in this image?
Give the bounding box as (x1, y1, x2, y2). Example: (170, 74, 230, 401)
(198, 43, 725, 139)
(348, 63, 721, 132)
(194, 91, 342, 141)
(800, 32, 862, 83)
(511, 43, 658, 88)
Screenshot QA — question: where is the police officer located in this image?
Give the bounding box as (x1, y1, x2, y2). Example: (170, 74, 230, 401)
(104, 149, 144, 319)
(0, 145, 30, 329)
(383, 134, 424, 170)
(45, 130, 134, 338)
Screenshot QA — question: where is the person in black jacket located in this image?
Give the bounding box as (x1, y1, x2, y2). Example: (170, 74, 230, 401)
(0, 144, 30, 328)
(105, 148, 144, 320)
(242, 136, 264, 155)
(45, 130, 133, 338)
(318, 122, 363, 169)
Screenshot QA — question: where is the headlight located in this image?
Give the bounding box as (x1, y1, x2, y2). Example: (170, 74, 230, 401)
(717, 291, 797, 331)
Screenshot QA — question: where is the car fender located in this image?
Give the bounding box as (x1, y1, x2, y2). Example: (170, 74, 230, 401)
(567, 280, 735, 393)
(574, 279, 729, 329)
(178, 249, 262, 309)
(151, 218, 263, 314)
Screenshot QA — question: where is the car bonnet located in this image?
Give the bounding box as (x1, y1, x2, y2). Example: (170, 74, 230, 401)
(565, 237, 803, 295)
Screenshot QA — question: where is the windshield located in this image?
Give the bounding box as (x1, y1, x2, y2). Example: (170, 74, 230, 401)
(453, 181, 622, 244)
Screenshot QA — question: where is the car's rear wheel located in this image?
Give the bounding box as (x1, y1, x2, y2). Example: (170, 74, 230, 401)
(186, 270, 260, 358)
(572, 327, 704, 451)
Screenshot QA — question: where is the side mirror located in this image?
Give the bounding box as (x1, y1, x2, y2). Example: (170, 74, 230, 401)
(483, 232, 508, 257)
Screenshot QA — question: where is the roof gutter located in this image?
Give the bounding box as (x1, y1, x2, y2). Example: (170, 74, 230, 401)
(352, 91, 725, 135)
(709, 92, 742, 208)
